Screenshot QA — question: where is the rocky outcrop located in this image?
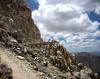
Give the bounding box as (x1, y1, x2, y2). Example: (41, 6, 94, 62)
(0, 0, 42, 43)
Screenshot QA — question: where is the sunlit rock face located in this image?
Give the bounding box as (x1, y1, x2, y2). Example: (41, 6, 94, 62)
(0, 0, 42, 43)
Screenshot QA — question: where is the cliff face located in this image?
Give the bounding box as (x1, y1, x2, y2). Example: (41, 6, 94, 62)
(0, 0, 42, 43)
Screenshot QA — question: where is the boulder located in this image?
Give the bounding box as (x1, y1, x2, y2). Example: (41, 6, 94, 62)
(17, 56, 24, 60)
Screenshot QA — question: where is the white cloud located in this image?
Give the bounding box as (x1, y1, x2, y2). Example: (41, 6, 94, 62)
(32, 0, 100, 33)
(95, 7, 100, 14)
(72, 36, 81, 41)
(32, 0, 100, 52)
(94, 30, 100, 37)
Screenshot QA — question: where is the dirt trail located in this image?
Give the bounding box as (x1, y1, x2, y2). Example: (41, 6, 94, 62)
(0, 48, 43, 79)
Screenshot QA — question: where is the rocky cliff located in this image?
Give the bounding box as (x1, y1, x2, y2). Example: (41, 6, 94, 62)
(0, 0, 99, 79)
(0, 0, 42, 43)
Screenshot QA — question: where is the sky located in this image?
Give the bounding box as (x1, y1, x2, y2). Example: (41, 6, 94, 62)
(27, 0, 100, 53)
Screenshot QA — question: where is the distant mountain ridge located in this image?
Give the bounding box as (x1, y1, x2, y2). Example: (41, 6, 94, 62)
(75, 52, 100, 75)
(91, 52, 100, 56)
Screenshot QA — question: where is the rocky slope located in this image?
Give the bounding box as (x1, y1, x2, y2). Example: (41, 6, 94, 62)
(0, 48, 45, 79)
(0, 0, 99, 79)
(75, 52, 100, 76)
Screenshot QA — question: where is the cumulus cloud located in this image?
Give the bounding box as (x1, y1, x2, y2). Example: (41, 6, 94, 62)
(32, 0, 100, 52)
(32, 0, 100, 32)
(95, 7, 100, 14)
(94, 30, 100, 37)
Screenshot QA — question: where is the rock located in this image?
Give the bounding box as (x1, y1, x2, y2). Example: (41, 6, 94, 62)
(43, 61, 48, 67)
(33, 66, 38, 71)
(74, 72, 80, 78)
(23, 47, 27, 53)
(94, 73, 99, 78)
(10, 38, 17, 43)
(78, 63, 84, 70)
(14, 49, 21, 55)
(17, 56, 24, 60)
(34, 57, 39, 61)
(40, 72, 45, 76)
(17, 47, 20, 50)
(46, 77, 49, 79)
(80, 67, 93, 79)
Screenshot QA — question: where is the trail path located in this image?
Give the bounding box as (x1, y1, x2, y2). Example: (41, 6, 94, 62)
(0, 48, 43, 79)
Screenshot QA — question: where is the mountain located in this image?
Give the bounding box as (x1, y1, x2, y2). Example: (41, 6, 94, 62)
(0, 0, 99, 79)
(75, 52, 100, 76)
(91, 52, 100, 56)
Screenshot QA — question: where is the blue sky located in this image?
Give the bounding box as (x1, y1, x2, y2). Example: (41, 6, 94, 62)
(87, 11, 100, 22)
(27, 0, 39, 10)
(27, 0, 100, 53)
